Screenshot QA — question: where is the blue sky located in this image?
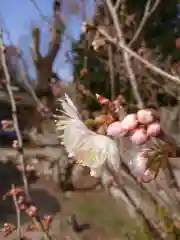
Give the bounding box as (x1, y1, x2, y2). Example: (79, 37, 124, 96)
(0, 0, 94, 81)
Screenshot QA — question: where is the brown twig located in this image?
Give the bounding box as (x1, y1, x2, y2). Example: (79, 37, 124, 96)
(30, 0, 64, 92)
(11, 184, 21, 239)
(105, 164, 165, 239)
(47, 0, 63, 63)
(129, 0, 161, 47)
(0, 16, 41, 107)
(32, 217, 53, 240)
(29, 0, 50, 23)
(108, 38, 116, 100)
(115, 0, 122, 10)
(18, 49, 42, 106)
(31, 27, 42, 64)
(0, 29, 30, 200)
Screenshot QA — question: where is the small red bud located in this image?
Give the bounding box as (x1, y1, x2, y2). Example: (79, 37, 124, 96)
(26, 205, 37, 217)
(1, 120, 9, 128)
(19, 204, 26, 211)
(12, 140, 19, 149)
(80, 68, 88, 77)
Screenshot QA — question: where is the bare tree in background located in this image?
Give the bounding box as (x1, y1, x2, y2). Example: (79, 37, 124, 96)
(31, 0, 64, 94)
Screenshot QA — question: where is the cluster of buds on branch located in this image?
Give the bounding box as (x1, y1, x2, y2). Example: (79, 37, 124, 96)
(2, 186, 52, 237)
(84, 94, 121, 135)
(93, 94, 167, 183)
(96, 93, 124, 119)
(107, 108, 161, 145)
(26, 215, 52, 232)
(105, 104, 170, 182)
(84, 93, 125, 135)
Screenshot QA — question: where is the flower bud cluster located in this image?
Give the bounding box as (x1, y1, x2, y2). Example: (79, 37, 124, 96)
(107, 108, 161, 145)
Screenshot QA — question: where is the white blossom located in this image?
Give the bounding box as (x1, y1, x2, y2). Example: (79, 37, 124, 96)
(54, 94, 121, 177)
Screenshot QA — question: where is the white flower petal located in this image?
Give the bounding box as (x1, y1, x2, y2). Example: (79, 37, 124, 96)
(55, 95, 121, 175)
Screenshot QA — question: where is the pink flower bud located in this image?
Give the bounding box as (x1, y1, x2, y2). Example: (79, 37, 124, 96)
(142, 169, 156, 182)
(147, 122, 161, 137)
(4, 223, 9, 228)
(129, 151, 148, 176)
(131, 128, 148, 145)
(12, 140, 19, 149)
(44, 215, 52, 222)
(80, 68, 88, 77)
(137, 109, 154, 125)
(1, 120, 9, 128)
(26, 205, 37, 217)
(107, 121, 125, 136)
(120, 114, 138, 131)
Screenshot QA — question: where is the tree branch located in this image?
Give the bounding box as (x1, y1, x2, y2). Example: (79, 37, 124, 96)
(31, 27, 42, 64)
(104, 165, 165, 239)
(32, 0, 64, 93)
(97, 27, 180, 85)
(11, 184, 21, 239)
(106, 0, 144, 109)
(0, 30, 30, 200)
(115, 0, 122, 11)
(129, 0, 161, 47)
(18, 50, 42, 106)
(46, 0, 63, 63)
(108, 44, 116, 100)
